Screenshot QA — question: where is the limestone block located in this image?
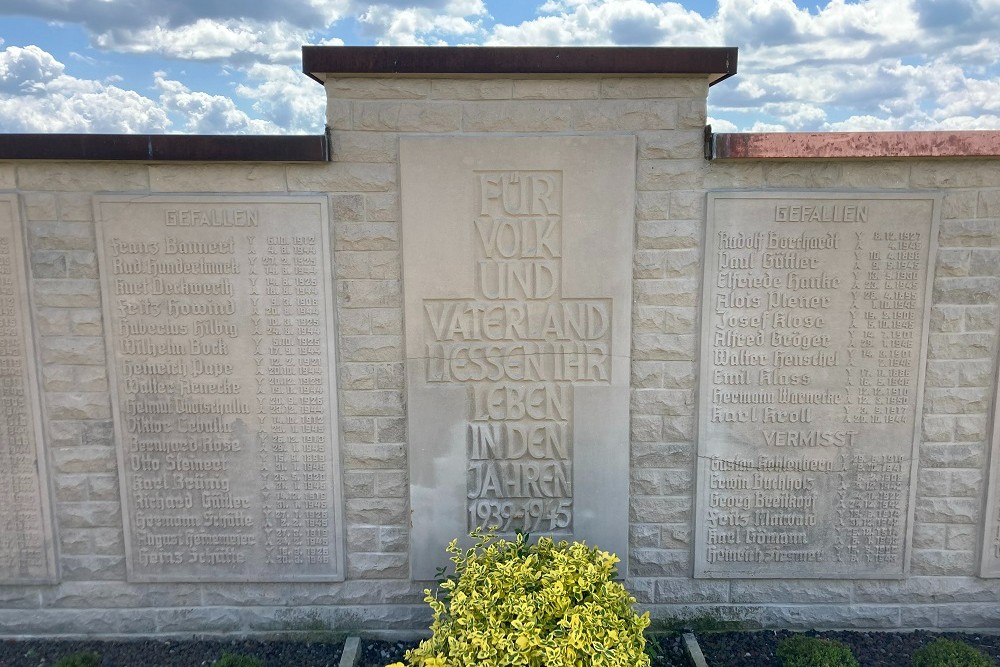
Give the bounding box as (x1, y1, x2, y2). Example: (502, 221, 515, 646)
(341, 389, 404, 416)
(601, 77, 707, 99)
(368, 251, 401, 280)
(947, 524, 977, 550)
(930, 305, 964, 332)
(429, 79, 512, 100)
(23, 193, 57, 221)
(677, 99, 707, 127)
(18, 164, 148, 191)
(654, 579, 731, 604)
(342, 443, 405, 469)
(757, 604, 901, 630)
(637, 131, 705, 160)
(462, 101, 573, 132)
(32, 279, 100, 307)
(924, 387, 989, 414)
(374, 470, 407, 497)
(942, 190, 979, 219)
(348, 526, 379, 552)
(340, 363, 376, 390)
(70, 309, 103, 335)
(337, 279, 401, 307)
(731, 581, 852, 604)
(31, 251, 66, 278)
(917, 469, 950, 496)
(354, 101, 461, 132)
(58, 193, 94, 221)
(572, 99, 678, 131)
(631, 414, 662, 441)
(46, 392, 112, 420)
(326, 99, 352, 129)
(83, 420, 114, 447)
(42, 365, 107, 392)
(57, 501, 121, 529)
(637, 159, 706, 190)
(663, 307, 697, 334)
(921, 415, 955, 441)
(512, 79, 599, 99)
(637, 191, 672, 220)
(958, 360, 994, 387)
(663, 249, 701, 278)
(704, 162, 765, 189)
(662, 361, 696, 389)
(343, 470, 376, 497)
(58, 529, 91, 555)
(47, 420, 84, 447)
(288, 163, 396, 192)
(340, 335, 403, 363)
(341, 418, 376, 444)
(379, 526, 408, 553)
(376, 416, 406, 442)
(631, 524, 661, 548)
(950, 469, 983, 497)
(911, 160, 1000, 188)
(371, 308, 403, 335)
(632, 468, 692, 496)
(661, 524, 692, 548)
(331, 194, 365, 222)
(927, 333, 994, 359)
(149, 165, 286, 192)
(935, 248, 971, 276)
(29, 222, 94, 251)
(35, 307, 71, 335)
(338, 309, 371, 336)
(629, 497, 690, 523)
(633, 333, 697, 361)
(924, 360, 958, 387)
(912, 523, 947, 549)
(955, 415, 987, 441)
(375, 363, 404, 389)
(939, 220, 1000, 246)
(88, 474, 119, 501)
(853, 576, 1000, 603)
(51, 445, 116, 474)
(55, 475, 89, 502)
(43, 582, 200, 609)
(0, 164, 14, 189)
(965, 305, 997, 331)
(670, 190, 706, 219)
(39, 336, 105, 365)
(910, 549, 975, 575)
(634, 251, 665, 279)
(634, 279, 699, 306)
(920, 443, 983, 468)
(335, 223, 399, 250)
(365, 193, 399, 222)
(915, 497, 978, 523)
(91, 528, 125, 555)
(629, 548, 688, 577)
(970, 248, 1000, 275)
(937, 603, 1000, 628)
(840, 162, 912, 189)
(327, 78, 430, 99)
(979, 190, 1000, 217)
(632, 388, 694, 416)
(763, 163, 844, 188)
(330, 132, 399, 163)
(637, 220, 701, 254)
(66, 251, 98, 278)
(632, 361, 664, 389)
(336, 251, 378, 279)
(345, 498, 407, 524)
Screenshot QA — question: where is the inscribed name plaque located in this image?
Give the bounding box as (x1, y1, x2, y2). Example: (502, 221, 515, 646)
(96, 196, 344, 582)
(402, 136, 634, 580)
(695, 193, 939, 579)
(0, 196, 57, 583)
(979, 370, 1000, 577)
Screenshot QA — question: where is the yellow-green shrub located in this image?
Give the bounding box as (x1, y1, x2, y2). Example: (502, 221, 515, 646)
(388, 529, 650, 667)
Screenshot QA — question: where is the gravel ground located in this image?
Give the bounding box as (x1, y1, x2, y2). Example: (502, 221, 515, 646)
(696, 630, 1000, 667)
(0, 638, 344, 667)
(359, 634, 691, 666)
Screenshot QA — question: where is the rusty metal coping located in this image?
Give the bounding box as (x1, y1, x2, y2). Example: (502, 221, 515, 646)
(302, 46, 738, 85)
(712, 131, 1000, 160)
(0, 134, 329, 162)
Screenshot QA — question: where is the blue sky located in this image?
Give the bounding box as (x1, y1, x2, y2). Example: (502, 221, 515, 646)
(0, 0, 997, 134)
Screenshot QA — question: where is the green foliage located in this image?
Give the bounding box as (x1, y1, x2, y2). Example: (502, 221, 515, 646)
(912, 638, 994, 667)
(53, 652, 100, 667)
(388, 528, 651, 667)
(777, 634, 859, 667)
(211, 653, 264, 667)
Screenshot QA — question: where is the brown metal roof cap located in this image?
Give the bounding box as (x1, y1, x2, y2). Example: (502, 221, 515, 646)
(302, 46, 738, 85)
(0, 134, 329, 162)
(713, 131, 1000, 160)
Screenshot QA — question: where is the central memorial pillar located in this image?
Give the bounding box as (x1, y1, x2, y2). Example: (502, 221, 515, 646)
(402, 137, 635, 580)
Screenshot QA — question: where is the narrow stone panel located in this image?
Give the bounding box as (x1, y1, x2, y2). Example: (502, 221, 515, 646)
(980, 372, 1000, 577)
(0, 196, 58, 583)
(695, 192, 939, 579)
(402, 136, 634, 580)
(95, 196, 344, 582)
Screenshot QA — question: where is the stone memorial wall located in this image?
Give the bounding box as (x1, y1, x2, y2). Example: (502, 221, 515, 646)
(696, 193, 939, 579)
(0, 46, 997, 636)
(95, 196, 344, 582)
(0, 195, 57, 584)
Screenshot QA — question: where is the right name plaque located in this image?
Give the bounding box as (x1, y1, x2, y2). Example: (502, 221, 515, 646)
(695, 193, 939, 579)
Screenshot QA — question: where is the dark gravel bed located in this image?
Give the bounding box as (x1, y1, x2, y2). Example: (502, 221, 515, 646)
(697, 630, 1000, 667)
(0, 638, 344, 667)
(359, 634, 692, 666)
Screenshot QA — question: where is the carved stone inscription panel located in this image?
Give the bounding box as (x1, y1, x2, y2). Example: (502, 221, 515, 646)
(96, 196, 343, 582)
(0, 196, 57, 583)
(695, 193, 939, 579)
(980, 370, 1000, 577)
(402, 136, 634, 580)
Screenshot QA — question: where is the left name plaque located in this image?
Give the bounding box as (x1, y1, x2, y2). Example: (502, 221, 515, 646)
(96, 196, 344, 582)
(0, 196, 57, 583)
